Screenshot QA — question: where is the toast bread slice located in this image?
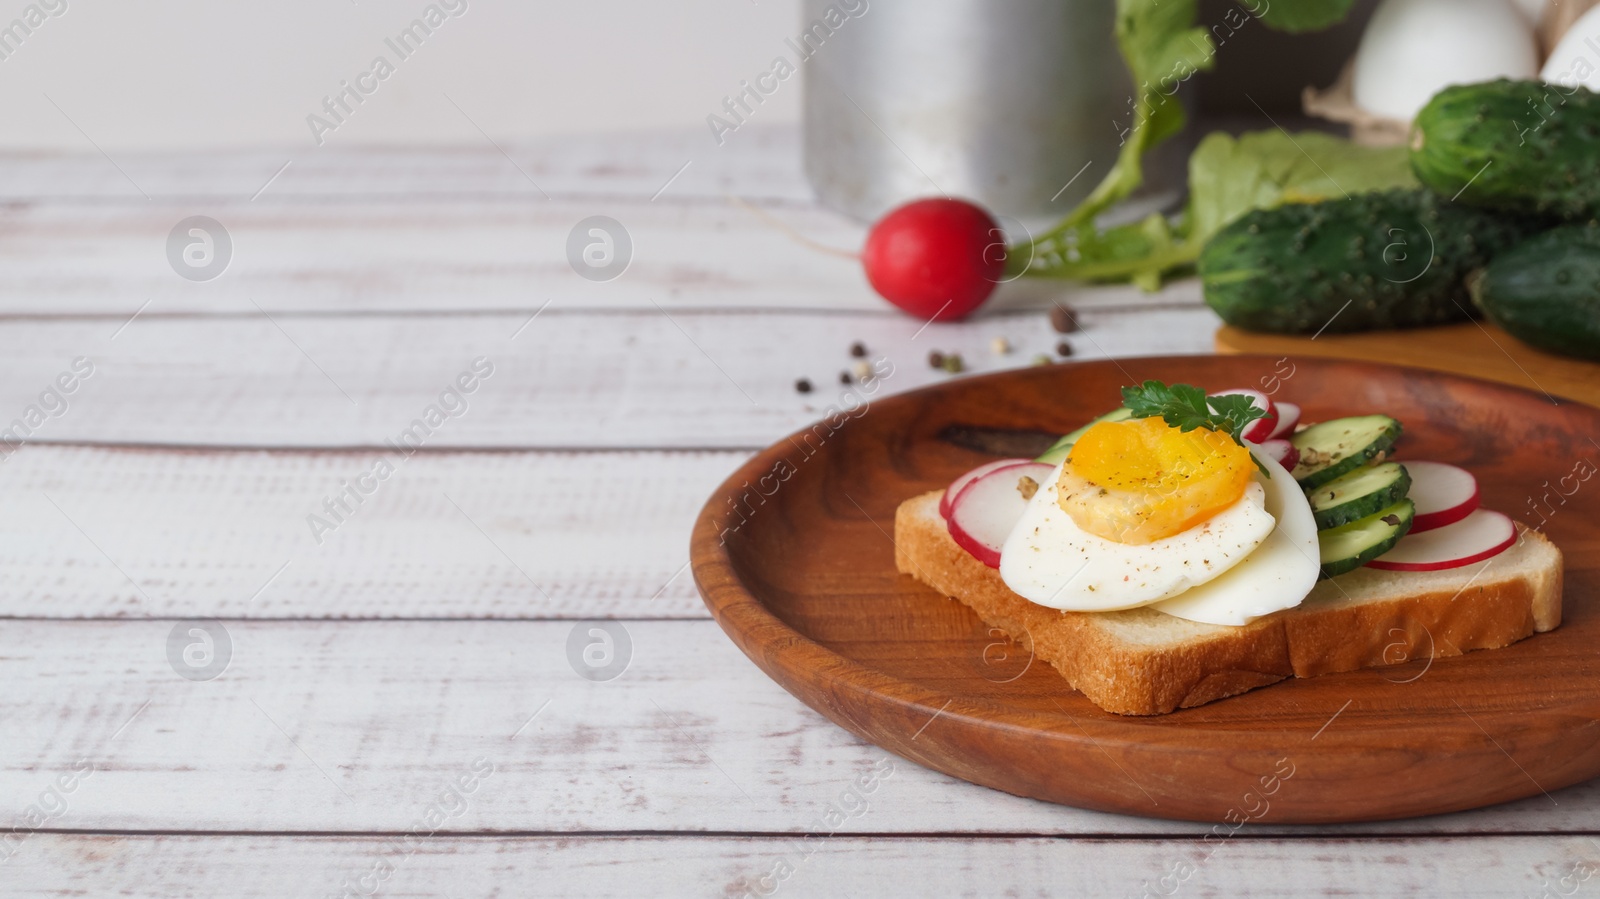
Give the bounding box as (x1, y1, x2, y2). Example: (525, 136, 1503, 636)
(894, 489, 1563, 715)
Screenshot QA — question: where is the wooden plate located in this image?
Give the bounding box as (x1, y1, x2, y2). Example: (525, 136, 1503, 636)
(690, 355, 1600, 823)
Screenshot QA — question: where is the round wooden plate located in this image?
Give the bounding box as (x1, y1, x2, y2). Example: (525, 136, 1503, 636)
(690, 355, 1600, 823)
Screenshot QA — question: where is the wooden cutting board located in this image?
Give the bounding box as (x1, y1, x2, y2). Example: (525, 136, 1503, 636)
(1216, 322, 1600, 407)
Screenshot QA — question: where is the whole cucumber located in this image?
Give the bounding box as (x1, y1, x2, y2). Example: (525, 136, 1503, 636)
(1200, 189, 1536, 334)
(1470, 224, 1600, 361)
(1411, 79, 1600, 219)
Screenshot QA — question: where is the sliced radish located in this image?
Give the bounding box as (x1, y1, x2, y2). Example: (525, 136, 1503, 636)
(1269, 402, 1301, 439)
(940, 458, 1030, 519)
(1210, 388, 1277, 442)
(1402, 461, 1481, 534)
(948, 462, 1055, 568)
(1256, 438, 1300, 471)
(1366, 508, 1515, 572)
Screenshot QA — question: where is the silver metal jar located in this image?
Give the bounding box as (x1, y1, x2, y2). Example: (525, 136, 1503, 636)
(801, 0, 1137, 224)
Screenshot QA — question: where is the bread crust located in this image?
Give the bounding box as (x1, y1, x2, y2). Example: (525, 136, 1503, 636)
(896, 490, 1563, 715)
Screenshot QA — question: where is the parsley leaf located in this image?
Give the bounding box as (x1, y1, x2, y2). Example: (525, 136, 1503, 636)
(1205, 393, 1271, 442)
(1121, 380, 1210, 426)
(1120, 380, 1272, 475)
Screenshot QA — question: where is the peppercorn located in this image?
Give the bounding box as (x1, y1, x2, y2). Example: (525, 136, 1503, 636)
(1050, 304, 1081, 333)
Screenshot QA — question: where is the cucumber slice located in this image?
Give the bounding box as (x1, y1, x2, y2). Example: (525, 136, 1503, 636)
(1318, 498, 1415, 578)
(1308, 462, 1412, 530)
(1035, 406, 1134, 464)
(1290, 415, 1403, 490)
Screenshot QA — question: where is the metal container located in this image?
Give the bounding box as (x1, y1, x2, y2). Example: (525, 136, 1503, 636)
(802, 0, 1143, 225)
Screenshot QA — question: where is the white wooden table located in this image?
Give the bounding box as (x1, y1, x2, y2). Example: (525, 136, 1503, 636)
(0, 125, 1593, 898)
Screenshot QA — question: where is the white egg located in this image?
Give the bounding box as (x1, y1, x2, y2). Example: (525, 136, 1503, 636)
(1351, 0, 1539, 122)
(1148, 447, 1321, 626)
(1542, 5, 1600, 91)
(998, 463, 1275, 612)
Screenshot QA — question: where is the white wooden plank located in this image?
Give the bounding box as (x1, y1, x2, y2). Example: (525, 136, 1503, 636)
(0, 307, 1216, 449)
(0, 621, 1594, 837)
(8, 833, 1596, 898)
(0, 196, 860, 315)
(0, 126, 811, 202)
(0, 447, 726, 618)
(0, 196, 1203, 314)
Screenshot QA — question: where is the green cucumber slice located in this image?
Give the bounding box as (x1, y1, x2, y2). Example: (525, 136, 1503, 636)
(1309, 462, 1412, 530)
(1318, 498, 1414, 578)
(1035, 406, 1134, 465)
(1290, 415, 1403, 490)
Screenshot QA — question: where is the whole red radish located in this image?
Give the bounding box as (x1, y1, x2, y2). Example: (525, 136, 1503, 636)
(862, 198, 1005, 321)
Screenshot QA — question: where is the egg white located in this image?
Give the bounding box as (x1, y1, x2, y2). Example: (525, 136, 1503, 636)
(1148, 447, 1321, 626)
(998, 461, 1276, 612)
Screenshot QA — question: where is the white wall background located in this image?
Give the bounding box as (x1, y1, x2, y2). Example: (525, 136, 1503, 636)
(0, 0, 805, 150)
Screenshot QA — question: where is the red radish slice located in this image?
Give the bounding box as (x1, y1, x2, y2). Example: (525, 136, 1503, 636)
(1269, 402, 1301, 439)
(1402, 461, 1481, 534)
(940, 458, 1030, 519)
(948, 462, 1055, 568)
(1256, 438, 1300, 471)
(1210, 388, 1277, 442)
(1366, 509, 1515, 572)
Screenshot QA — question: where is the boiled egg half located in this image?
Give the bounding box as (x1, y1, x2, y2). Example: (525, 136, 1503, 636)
(999, 416, 1320, 624)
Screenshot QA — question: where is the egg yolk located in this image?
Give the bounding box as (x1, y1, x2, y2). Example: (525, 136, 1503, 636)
(1057, 416, 1253, 545)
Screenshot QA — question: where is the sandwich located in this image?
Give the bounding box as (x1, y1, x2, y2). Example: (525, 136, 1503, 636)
(894, 380, 1563, 715)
